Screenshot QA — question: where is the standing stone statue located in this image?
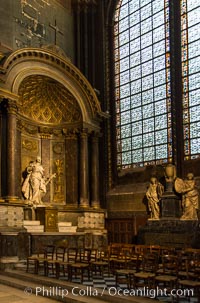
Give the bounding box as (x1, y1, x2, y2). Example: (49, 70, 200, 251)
(175, 173, 199, 220)
(146, 177, 164, 220)
(22, 156, 56, 206)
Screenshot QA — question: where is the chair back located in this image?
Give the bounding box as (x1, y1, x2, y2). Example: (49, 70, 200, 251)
(79, 248, 91, 263)
(141, 252, 159, 273)
(161, 254, 179, 275)
(55, 246, 66, 262)
(44, 245, 55, 260)
(65, 248, 78, 263)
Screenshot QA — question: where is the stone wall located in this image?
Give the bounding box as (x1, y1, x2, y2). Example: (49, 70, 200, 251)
(0, 0, 74, 61)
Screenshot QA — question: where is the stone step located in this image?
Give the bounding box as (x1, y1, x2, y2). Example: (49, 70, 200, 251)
(0, 272, 103, 303)
(23, 220, 41, 226)
(58, 226, 77, 232)
(0, 269, 154, 303)
(25, 226, 44, 232)
(57, 222, 72, 227)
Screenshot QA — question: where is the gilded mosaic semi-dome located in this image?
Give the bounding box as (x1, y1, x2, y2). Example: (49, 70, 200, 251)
(18, 75, 82, 124)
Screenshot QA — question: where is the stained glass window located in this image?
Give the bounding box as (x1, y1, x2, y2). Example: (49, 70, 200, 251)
(181, 1, 200, 159)
(114, 0, 171, 169)
(114, 0, 200, 170)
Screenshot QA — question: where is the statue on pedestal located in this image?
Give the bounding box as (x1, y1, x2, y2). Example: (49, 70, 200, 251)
(175, 173, 199, 220)
(146, 177, 164, 220)
(22, 156, 56, 207)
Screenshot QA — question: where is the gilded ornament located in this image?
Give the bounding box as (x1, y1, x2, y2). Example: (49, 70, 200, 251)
(18, 75, 82, 124)
(22, 139, 38, 152)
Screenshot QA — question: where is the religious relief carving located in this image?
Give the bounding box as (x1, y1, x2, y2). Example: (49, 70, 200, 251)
(53, 142, 64, 155)
(18, 75, 82, 124)
(22, 138, 38, 153)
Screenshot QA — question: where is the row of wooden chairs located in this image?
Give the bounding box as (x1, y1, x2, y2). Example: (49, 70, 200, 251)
(27, 245, 109, 283)
(113, 245, 200, 302)
(26, 243, 200, 300)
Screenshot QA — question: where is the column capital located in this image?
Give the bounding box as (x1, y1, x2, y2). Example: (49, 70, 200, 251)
(1, 98, 18, 115)
(80, 128, 89, 138)
(63, 128, 79, 139)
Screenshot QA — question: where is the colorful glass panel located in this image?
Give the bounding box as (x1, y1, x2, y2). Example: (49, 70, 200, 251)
(181, 0, 200, 159)
(115, 0, 171, 169)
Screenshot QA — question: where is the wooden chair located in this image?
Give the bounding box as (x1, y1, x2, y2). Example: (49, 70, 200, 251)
(132, 252, 159, 289)
(56, 247, 78, 280)
(149, 245, 161, 257)
(155, 254, 179, 301)
(178, 255, 200, 302)
(26, 245, 55, 275)
(46, 246, 66, 277)
(116, 251, 140, 289)
(112, 246, 132, 272)
(70, 248, 91, 283)
(90, 248, 110, 277)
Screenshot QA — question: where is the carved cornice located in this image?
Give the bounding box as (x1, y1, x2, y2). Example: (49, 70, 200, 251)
(17, 120, 38, 134)
(63, 128, 79, 138)
(0, 88, 18, 102)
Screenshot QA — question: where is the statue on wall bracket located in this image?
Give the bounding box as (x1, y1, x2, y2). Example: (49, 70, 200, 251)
(22, 156, 56, 207)
(174, 173, 199, 220)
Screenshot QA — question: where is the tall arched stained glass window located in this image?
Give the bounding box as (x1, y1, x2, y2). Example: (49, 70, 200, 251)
(114, 0, 172, 170)
(181, 1, 200, 159)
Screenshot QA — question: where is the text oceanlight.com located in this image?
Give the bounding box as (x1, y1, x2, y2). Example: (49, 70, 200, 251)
(24, 286, 194, 299)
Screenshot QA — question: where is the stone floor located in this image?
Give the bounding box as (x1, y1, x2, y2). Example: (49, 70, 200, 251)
(0, 284, 59, 303)
(0, 267, 199, 303)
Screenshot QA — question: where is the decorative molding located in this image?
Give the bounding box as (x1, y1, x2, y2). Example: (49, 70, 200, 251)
(0, 89, 19, 102)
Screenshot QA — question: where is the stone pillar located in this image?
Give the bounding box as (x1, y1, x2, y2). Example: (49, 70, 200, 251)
(65, 132, 78, 207)
(3, 99, 20, 201)
(0, 108, 3, 201)
(91, 133, 100, 209)
(79, 129, 89, 208)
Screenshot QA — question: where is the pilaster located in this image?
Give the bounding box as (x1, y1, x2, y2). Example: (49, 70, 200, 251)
(79, 129, 89, 208)
(91, 132, 100, 209)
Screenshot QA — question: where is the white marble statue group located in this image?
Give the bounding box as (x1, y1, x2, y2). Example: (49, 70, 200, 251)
(22, 156, 56, 207)
(146, 171, 199, 221)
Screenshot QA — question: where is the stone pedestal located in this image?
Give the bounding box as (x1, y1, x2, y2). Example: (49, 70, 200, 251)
(160, 192, 181, 218)
(138, 220, 199, 248)
(35, 206, 58, 232)
(0, 203, 24, 229)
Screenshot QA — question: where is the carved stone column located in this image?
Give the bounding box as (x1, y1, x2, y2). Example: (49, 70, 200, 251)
(65, 132, 78, 207)
(3, 99, 20, 201)
(91, 133, 100, 209)
(79, 129, 89, 208)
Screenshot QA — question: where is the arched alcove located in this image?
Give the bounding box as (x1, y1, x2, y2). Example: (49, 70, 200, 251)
(0, 47, 103, 209)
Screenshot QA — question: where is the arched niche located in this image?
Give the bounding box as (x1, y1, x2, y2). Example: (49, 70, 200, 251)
(0, 47, 103, 208)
